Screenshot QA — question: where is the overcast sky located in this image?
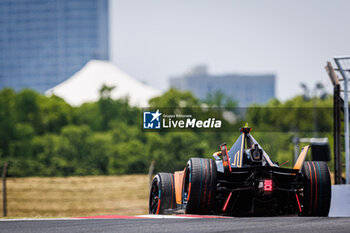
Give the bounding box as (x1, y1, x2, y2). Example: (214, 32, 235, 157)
(109, 0, 350, 101)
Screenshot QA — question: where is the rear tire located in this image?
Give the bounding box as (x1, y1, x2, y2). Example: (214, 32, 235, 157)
(182, 158, 217, 214)
(149, 172, 176, 214)
(301, 161, 331, 216)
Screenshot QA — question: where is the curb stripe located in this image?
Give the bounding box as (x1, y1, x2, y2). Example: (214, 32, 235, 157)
(74, 215, 234, 220)
(75, 215, 148, 219)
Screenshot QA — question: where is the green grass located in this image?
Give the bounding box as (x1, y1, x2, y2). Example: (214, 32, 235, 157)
(0, 175, 150, 218)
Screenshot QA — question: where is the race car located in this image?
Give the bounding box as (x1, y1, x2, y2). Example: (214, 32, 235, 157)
(149, 125, 332, 216)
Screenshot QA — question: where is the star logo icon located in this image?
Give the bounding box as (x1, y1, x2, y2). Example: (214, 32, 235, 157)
(143, 109, 162, 129)
(150, 109, 162, 122)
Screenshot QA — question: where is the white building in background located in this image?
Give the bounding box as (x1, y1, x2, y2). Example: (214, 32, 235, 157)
(46, 60, 162, 107)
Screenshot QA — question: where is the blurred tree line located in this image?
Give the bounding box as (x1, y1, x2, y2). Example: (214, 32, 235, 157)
(246, 96, 333, 168)
(0, 86, 333, 177)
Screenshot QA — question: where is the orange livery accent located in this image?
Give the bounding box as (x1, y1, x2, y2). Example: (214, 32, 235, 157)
(293, 146, 310, 170)
(187, 182, 192, 201)
(174, 171, 184, 205)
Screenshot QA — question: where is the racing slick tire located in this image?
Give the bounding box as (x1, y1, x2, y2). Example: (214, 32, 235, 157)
(182, 158, 217, 215)
(301, 161, 331, 216)
(149, 172, 176, 214)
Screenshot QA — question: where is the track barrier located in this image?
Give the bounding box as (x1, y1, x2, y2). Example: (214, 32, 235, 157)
(329, 185, 350, 217)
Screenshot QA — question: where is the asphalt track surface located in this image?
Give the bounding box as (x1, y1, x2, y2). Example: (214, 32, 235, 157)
(1, 217, 350, 233)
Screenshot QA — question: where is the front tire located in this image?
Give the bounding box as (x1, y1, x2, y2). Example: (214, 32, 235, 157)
(182, 158, 217, 215)
(149, 173, 176, 214)
(301, 161, 331, 216)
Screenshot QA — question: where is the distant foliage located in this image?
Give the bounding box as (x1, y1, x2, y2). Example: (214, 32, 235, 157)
(0, 87, 333, 177)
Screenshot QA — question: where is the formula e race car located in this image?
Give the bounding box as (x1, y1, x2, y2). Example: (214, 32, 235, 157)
(149, 126, 331, 216)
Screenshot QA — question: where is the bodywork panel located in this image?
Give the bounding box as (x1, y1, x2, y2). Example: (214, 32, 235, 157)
(227, 133, 245, 168)
(174, 170, 184, 205)
(293, 145, 310, 170)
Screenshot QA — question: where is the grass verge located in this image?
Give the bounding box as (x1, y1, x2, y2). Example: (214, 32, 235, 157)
(0, 175, 149, 218)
